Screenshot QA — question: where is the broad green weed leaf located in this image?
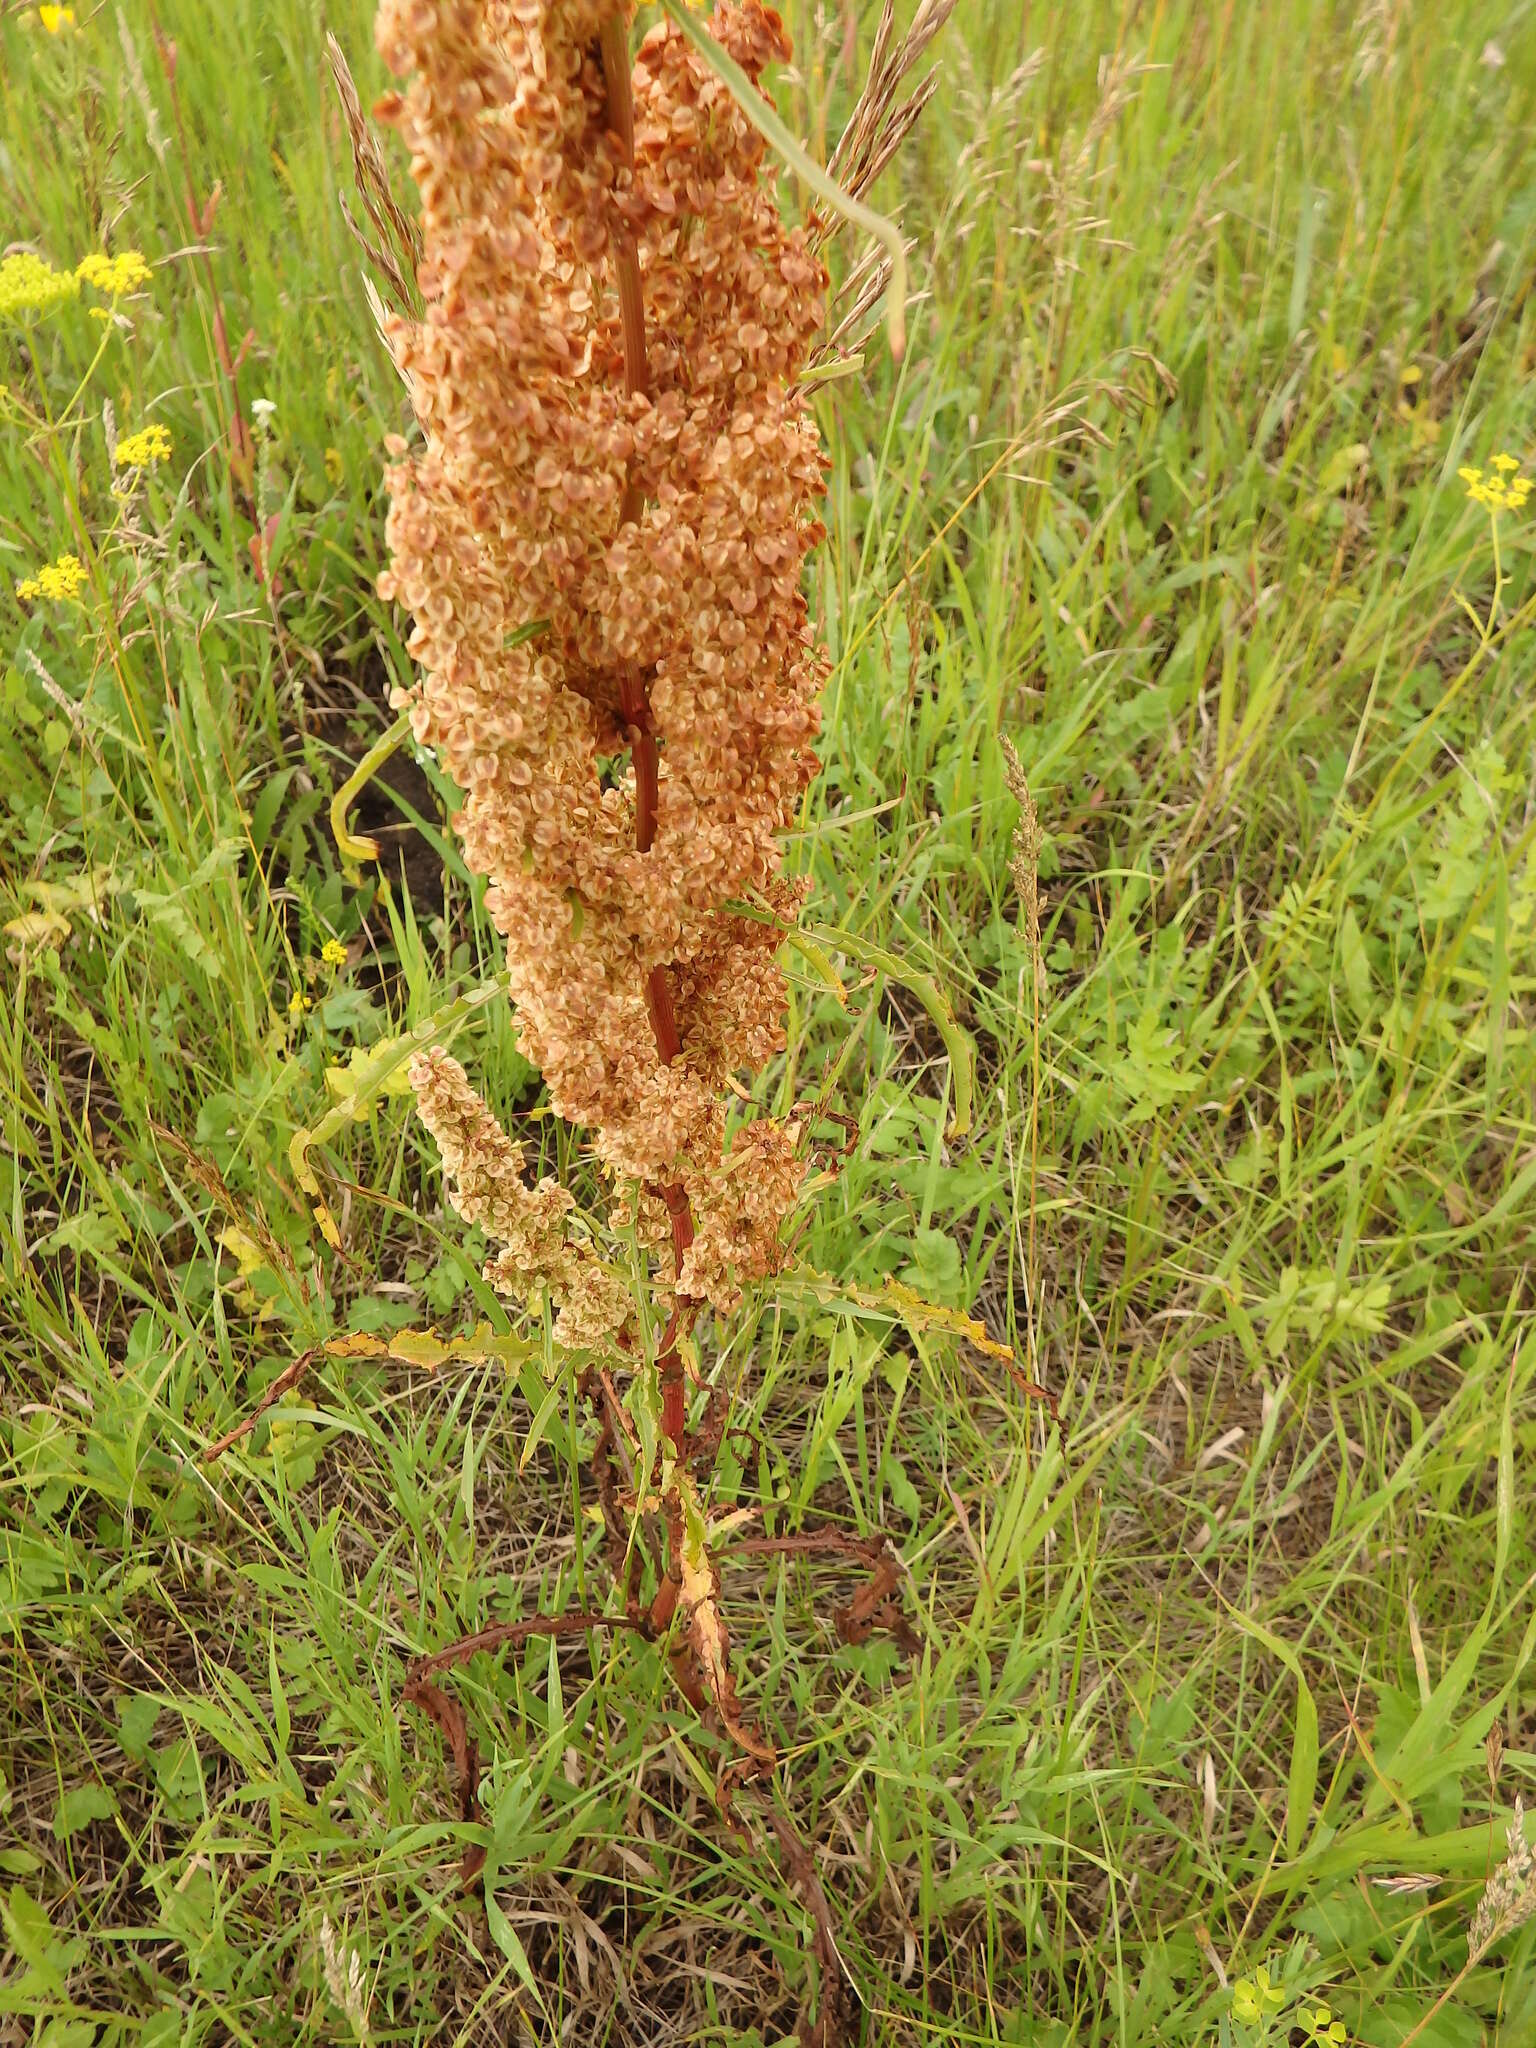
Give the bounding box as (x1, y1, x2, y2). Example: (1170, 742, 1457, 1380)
(881, 1451, 922, 1526)
(117, 1696, 161, 1763)
(52, 1784, 117, 1839)
(901, 1225, 964, 1306)
(0, 1885, 87, 1990)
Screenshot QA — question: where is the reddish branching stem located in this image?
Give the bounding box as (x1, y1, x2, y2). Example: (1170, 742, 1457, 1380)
(600, 9, 695, 1450)
(407, 1610, 651, 1681)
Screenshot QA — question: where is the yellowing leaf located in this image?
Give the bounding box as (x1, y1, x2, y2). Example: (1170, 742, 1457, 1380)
(323, 1034, 416, 1110)
(1317, 442, 1370, 496)
(798, 1267, 1015, 1362)
(290, 972, 512, 1245)
(217, 1225, 269, 1280)
(4, 910, 70, 945)
(324, 1321, 533, 1375)
(26, 868, 117, 916)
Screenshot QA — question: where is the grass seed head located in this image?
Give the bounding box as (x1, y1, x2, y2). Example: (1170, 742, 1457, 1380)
(1469, 1798, 1536, 1958)
(1001, 732, 1045, 1000)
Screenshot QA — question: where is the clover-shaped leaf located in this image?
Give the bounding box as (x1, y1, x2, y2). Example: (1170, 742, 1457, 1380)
(1301, 2004, 1347, 2046)
(1232, 1966, 1286, 2026)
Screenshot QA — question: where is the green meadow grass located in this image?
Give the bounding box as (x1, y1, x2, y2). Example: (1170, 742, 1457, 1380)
(4, 0, 1536, 2042)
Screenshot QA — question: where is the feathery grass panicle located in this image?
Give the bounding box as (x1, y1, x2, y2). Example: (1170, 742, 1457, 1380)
(1468, 1799, 1536, 1958)
(325, 28, 422, 320)
(319, 1915, 372, 2045)
(825, 0, 959, 208)
(806, 0, 957, 365)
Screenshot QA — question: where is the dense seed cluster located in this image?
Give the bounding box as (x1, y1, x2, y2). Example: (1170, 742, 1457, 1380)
(376, 0, 828, 1321)
(408, 1047, 633, 1349)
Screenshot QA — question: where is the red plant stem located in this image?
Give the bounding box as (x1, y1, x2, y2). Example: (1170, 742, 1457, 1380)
(600, 11, 695, 1449)
(149, 17, 255, 508)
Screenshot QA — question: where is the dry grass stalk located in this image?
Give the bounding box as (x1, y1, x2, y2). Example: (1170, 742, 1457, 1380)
(824, 0, 959, 209)
(1001, 733, 1044, 1001)
(325, 29, 421, 319)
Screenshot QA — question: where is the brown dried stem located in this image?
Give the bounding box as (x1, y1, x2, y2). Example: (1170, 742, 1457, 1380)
(201, 1348, 316, 1461)
(407, 1610, 652, 1682)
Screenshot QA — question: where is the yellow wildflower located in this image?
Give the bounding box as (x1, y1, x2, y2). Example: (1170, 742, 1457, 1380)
(114, 424, 173, 468)
(1461, 458, 1532, 514)
(76, 250, 152, 298)
(320, 938, 349, 970)
(16, 553, 87, 604)
(323, 447, 345, 486)
(39, 5, 76, 30)
(0, 251, 80, 321)
(288, 989, 312, 1020)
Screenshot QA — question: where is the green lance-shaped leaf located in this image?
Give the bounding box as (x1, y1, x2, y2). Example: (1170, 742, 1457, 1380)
(725, 898, 975, 1138)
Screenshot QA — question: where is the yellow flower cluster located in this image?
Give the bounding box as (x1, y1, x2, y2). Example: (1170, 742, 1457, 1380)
(39, 5, 76, 31)
(1461, 453, 1532, 514)
(320, 937, 349, 970)
(379, 0, 827, 1320)
(0, 247, 152, 322)
(0, 252, 78, 321)
(114, 423, 172, 468)
(16, 553, 86, 604)
(75, 250, 153, 298)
